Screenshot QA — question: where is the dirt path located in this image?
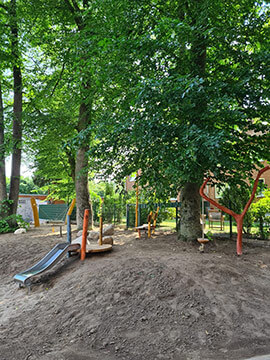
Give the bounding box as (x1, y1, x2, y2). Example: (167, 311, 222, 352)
(0, 225, 270, 360)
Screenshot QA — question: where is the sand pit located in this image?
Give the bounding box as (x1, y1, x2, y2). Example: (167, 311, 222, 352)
(0, 224, 270, 360)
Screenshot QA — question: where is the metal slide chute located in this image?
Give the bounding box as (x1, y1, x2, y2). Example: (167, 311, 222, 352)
(13, 242, 80, 289)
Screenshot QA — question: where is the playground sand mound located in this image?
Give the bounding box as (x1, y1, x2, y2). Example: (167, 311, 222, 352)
(1, 224, 270, 360)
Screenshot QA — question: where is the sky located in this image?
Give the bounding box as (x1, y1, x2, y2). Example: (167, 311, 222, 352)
(6, 157, 34, 178)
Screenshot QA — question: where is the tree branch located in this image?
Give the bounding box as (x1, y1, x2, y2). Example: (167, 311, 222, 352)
(63, 0, 83, 29)
(50, 51, 69, 97)
(70, 0, 81, 13)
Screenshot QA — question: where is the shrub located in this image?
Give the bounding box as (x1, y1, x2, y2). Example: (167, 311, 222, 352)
(250, 190, 270, 239)
(0, 199, 29, 233)
(127, 205, 176, 227)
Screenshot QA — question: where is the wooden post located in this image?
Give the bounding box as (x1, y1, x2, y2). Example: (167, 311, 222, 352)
(30, 197, 40, 227)
(135, 172, 139, 228)
(67, 214, 71, 243)
(67, 214, 71, 258)
(81, 209, 89, 261)
(147, 211, 153, 238)
(152, 207, 160, 234)
(99, 198, 104, 246)
(65, 198, 76, 224)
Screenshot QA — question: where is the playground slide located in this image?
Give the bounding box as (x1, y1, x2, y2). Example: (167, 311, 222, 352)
(13, 242, 80, 288)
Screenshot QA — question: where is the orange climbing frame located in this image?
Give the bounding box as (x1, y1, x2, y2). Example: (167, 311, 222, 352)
(200, 166, 270, 256)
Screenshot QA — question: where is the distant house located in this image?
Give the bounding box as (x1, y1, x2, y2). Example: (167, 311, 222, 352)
(17, 194, 48, 222)
(126, 160, 270, 203)
(17, 194, 65, 222)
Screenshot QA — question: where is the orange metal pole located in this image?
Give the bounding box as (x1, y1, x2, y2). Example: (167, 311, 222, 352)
(81, 209, 89, 261)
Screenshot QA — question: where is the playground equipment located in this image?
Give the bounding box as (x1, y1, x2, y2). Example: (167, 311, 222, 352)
(200, 166, 270, 256)
(65, 198, 76, 224)
(30, 198, 40, 227)
(197, 199, 209, 251)
(136, 207, 160, 238)
(208, 209, 225, 230)
(13, 242, 81, 290)
(79, 207, 113, 256)
(14, 207, 112, 290)
(50, 200, 76, 236)
(135, 172, 139, 228)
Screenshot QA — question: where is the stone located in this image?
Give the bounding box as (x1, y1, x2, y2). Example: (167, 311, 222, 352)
(14, 228, 27, 234)
(103, 224, 114, 236)
(87, 231, 99, 241)
(77, 230, 83, 237)
(102, 236, 113, 245)
(77, 229, 90, 237)
(72, 236, 82, 246)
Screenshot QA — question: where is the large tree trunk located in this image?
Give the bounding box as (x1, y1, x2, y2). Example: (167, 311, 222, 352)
(176, 0, 207, 242)
(0, 81, 7, 204)
(75, 147, 90, 229)
(64, 2, 93, 230)
(8, 0, 22, 221)
(75, 102, 93, 230)
(178, 183, 202, 242)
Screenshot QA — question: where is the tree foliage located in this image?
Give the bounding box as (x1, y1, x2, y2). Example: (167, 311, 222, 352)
(92, 0, 270, 196)
(250, 189, 270, 239)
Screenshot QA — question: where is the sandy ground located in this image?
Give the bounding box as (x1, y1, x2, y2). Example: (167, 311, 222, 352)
(0, 224, 270, 360)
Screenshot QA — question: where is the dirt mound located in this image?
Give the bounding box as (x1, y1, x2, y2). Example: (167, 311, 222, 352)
(0, 226, 270, 359)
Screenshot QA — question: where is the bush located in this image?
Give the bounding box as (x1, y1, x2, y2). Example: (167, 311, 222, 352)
(0, 199, 29, 233)
(91, 183, 125, 225)
(127, 205, 176, 227)
(250, 190, 270, 239)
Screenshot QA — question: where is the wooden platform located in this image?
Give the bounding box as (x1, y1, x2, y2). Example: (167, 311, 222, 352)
(85, 244, 112, 253)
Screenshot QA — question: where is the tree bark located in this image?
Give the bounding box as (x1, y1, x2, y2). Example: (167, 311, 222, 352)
(64, 1, 93, 230)
(0, 81, 7, 203)
(178, 183, 202, 242)
(8, 0, 22, 219)
(177, 0, 207, 242)
(75, 102, 93, 230)
(75, 146, 90, 229)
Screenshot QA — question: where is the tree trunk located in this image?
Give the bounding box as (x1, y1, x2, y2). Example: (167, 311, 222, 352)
(8, 0, 22, 221)
(176, 1, 207, 242)
(75, 102, 93, 230)
(0, 81, 7, 203)
(75, 146, 90, 230)
(178, 183, 202, 242)
(64, 2, 93, 230)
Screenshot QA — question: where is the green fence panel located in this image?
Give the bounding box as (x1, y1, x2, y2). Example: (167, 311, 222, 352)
(39, 204, 69, 221)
